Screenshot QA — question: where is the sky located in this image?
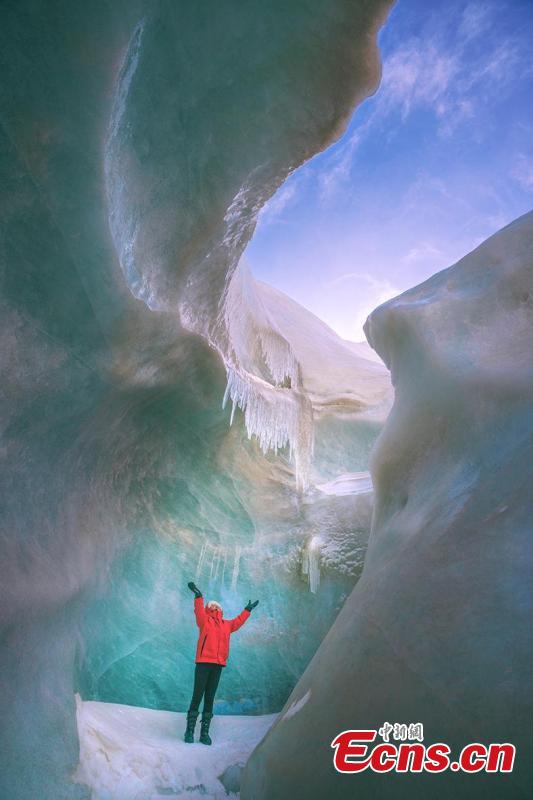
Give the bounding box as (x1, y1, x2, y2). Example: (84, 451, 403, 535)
(246, 0, 533, 342)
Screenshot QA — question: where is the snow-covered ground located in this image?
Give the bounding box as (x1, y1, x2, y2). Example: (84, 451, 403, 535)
(73, 695, 277, 799)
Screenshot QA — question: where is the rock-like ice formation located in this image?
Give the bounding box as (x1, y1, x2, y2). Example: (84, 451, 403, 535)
(241, 212, 533, 799)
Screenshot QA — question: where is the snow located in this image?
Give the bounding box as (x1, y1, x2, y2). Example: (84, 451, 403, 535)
(281, 689, 311, 721)
(316, 471, 373, 496)
(74, 696, 276, 799)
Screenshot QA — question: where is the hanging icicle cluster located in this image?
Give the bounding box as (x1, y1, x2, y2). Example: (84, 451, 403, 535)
(219, 260, 315, 490)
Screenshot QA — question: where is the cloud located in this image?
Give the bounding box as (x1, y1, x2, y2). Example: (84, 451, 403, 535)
(317, 129, 366, 200)
(458, 2, 492, 41)
(379, 41, 459, 121)
(511, 154, 533, 192)
(378, 34, 521, 132)
(321, 270, 403, 341)
(256, 173, 301, 228)
(326, 270, 401, 300)
(319, 0, 530, 179)
(401, 241, 445, 264)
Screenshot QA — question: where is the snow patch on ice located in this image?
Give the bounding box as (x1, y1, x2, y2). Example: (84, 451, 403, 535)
(73, 695, 276, 800)
(281, 689, 311, 721)
(316, 471, 373, 497)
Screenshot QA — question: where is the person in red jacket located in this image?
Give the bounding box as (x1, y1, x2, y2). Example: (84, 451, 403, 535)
(184, 581, 259, 745)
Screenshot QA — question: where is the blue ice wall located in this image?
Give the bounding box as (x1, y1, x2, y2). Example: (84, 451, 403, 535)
(0, 1, 393, 798)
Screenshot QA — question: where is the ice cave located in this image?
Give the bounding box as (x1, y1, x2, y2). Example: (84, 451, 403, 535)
(1, 1, 532, 799)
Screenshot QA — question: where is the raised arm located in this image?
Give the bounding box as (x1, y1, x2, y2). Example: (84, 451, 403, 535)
(187, 581, 205, 628)
(228, 608, 250, 633)
(228, 600, 259, 633)
(194, 596, 206, 628)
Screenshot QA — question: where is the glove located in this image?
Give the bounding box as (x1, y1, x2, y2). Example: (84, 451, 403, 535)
(245, 600, 259, 612)
(187, 581, 202, 598)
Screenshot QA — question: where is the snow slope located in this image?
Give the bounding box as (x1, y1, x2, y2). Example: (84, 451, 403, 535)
(74, 697, 276, 800)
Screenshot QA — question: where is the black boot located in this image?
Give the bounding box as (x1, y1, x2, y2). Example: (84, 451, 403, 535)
(184, 710, 199, 743)
(199, 711, 213, 745)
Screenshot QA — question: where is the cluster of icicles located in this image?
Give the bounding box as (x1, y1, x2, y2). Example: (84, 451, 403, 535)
(219, 262, 314, 491)
(195, 541, 242, 592)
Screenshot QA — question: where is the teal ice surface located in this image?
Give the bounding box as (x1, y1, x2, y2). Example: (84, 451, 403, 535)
(0, 1, 392, 797)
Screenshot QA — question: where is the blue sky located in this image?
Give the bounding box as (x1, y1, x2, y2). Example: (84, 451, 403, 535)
(246, 0, 533, 341)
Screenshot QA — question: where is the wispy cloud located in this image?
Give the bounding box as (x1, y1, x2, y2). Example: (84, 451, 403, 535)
(256, 173, 302, 228)
(401, 241, 445, 264)
(326, 270, 401, 300)
(321, 270, 403, 341)
(458, 2, 492, 41)
(316, 124, 374, 201)
(379, 41, 459, 121)
(378, 25, 522, 131)
(316, 0, 531, 194)
(511, 154, 533, 192)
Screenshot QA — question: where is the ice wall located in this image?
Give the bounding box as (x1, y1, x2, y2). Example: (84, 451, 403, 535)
(75, 307, 387, 717)
(105, 1, 394, 321)
(241, 212, 533, 799)
(0, 2, 394, 798)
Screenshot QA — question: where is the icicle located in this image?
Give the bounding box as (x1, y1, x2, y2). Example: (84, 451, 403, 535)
(231, 545, 241, 592)
(213, 547, 222, 581)
(222, 367, 313, 490)
(303, 536, 322, 594)
(218, 260, 314, 491)
(195, 542, 207, 582)
(221, 549, 228, 589)
(183, 259, 316, 491)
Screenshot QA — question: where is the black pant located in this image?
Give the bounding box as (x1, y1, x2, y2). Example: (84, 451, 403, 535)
(188, 662, 223, 714)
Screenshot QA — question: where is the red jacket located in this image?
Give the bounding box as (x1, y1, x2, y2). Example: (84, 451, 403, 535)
(193, 597, 250, 666)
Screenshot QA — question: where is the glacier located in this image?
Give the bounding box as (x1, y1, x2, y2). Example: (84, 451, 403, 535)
(241, 212, 533, 800)
(3, 1, 531, 798)
(0, 2, 394, 799)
